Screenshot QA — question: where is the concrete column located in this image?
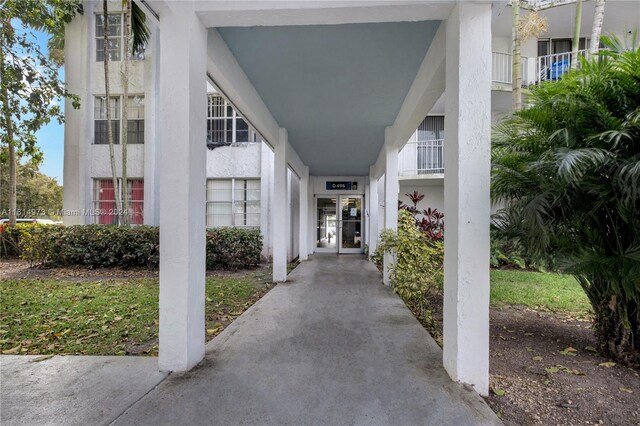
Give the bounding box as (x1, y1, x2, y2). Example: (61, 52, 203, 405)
(143, 19, 160, 225)
(368, 169, 379, 256)
(63, 7, 90, 225)
(299, 166, 310, 261)
(260, 142, 273, 260)
(272, 129, 288, 282)
(383, 139, 399, 286)
(443, 2, 492, 396)
(158, 7, 207, 372)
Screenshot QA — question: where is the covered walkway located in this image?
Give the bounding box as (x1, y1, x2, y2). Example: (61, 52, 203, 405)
(114, 255, 499, 425)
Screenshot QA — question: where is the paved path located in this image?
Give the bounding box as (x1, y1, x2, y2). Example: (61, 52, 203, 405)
(1, 255, 500, 425)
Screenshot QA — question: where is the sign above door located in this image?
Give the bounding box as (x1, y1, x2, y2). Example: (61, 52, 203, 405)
(325, 181, 358, 191)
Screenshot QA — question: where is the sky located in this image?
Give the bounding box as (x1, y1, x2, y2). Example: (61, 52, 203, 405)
(33, 29, 66, 184)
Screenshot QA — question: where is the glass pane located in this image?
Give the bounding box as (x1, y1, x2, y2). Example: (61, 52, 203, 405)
(340, 197, 362, 249)
(316, 198, 337, 249)
(206, 180, 232, 202)
(127, 96, 144, 119)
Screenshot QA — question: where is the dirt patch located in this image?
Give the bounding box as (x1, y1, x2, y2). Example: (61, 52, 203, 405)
(424, 294, 640, 425)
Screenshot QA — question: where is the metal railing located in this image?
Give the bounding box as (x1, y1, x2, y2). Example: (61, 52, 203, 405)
(492, 49, 591, 87)
(492, 51, 531, 86)
(535, 49, 589, 83)
(399, 139, 444, 177)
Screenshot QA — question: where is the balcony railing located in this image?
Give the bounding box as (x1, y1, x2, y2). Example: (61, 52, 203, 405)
(492, 51, 530, 86)
(399, 139, 444, 177)
(492, 49, 591, 87)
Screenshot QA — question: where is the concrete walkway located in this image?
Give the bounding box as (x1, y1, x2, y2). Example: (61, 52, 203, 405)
(1, 255, 500, 426)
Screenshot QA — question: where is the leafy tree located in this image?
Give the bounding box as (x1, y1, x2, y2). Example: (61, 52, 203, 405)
(0, 159, 62, 220)
(0, 0, 80, 226)
(492, 47, 640, 366)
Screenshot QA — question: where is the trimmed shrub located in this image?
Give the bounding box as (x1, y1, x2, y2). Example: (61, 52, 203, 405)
(0, 223, 21, 257)
(1, 224, 262, 271)
(206, 227, 262, 270)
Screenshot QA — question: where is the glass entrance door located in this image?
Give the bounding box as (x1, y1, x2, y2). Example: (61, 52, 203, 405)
(315, 195, 364, 253)
(338, 196, 363, 253)
(316, 198, 337, 251)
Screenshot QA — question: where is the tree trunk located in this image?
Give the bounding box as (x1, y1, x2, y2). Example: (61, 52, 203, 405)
(571, 0, 583, 70)
(579, 276, 640, 368)
(103, 0, 122, 225)
(0, 22, 17, 226)
(512, 0, 522, 111)
(590, 0, 606, 56)
(121, 0, 131, 227)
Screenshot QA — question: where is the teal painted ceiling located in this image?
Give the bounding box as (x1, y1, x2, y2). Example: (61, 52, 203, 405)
(218, 21, 440, 176)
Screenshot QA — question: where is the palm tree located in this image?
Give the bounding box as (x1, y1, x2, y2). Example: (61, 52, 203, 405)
(491, 47, 640, 366)
(101, 0, 149, 226)
(571, 0, 583, 69)
(590, 0, 606, 56)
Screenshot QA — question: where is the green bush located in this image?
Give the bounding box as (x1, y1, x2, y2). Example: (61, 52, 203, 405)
(1, 224, 262, 271)
(0, 223, 21, 257)
(372, 210, 444, 344)
(206, 227, 262, 270)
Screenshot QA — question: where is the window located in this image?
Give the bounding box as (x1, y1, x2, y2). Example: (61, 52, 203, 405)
(206, 179, 260, 228)
(96, 14, 122, 61)
(95, 14, 146, 61)
(93, 179, 144, 225)
(416, 116, 444, 174)
(207, 95, 256, 145)
(94, 95, 144, 144)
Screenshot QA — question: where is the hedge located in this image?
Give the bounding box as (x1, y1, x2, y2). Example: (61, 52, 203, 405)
(0, 224, 262, 270)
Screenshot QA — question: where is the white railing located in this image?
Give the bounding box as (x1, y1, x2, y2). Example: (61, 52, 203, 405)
(492, 49, 591, 87)
(535, 49, 589, 83)
(399, 139, 444, 177)
(492, 51, 531, 86)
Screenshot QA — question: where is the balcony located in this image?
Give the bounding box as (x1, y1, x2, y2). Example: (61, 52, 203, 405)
(492, 49, 590, 87)
(398, 139, 444, 179)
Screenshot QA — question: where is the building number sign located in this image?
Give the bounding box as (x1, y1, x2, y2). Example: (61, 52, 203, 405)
(326, 181, 357, 190)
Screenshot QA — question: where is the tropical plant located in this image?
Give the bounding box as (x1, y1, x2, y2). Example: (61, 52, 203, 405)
(399, 191, 444, 241)
(492, 46, 640, 366)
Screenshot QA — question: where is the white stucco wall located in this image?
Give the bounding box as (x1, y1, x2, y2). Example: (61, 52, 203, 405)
(399, 183, 444, 213)
(206, 144, 262, 178)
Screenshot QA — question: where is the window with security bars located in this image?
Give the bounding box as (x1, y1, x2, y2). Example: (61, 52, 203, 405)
(207, 95, 255, 145)
(206, 179, 260, 228)
(96, 14, 122, 61)
(416, 116, 444, 174)
(95, 14, 145, 61)
(93, 179, 144, 225)
(94, 95, 144, 145)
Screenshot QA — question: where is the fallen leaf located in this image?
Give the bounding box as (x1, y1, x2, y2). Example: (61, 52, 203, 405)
(599, 362, 617, 368)
(526, 347, 535, 352)
(584, 346, 598, 353)
(559, 347, 577, 356)
(532, 356, 543, 361)
(545, 367, 559, 374)
(2, 345, 21, 354)
(619, 387, 633, 394)
(491, 387, 506, 396)
(524, 332, 533, 336)
(31, 354, 55, 362)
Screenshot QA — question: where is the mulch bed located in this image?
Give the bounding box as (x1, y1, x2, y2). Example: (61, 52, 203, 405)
(426, 292, 640, 425)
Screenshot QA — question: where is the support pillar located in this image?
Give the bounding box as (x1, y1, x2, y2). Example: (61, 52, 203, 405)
(368, 168, 379, 256)
(443, 2, 492, 396)
(299, 166, 310, 261)
(272, 129, 289, 282)
(158, 7, 207, 372)
(382, 138, 399, 286)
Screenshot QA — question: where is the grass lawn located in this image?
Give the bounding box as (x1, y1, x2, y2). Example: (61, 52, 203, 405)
(490, 269, 591, 315)
(0, 272, 272, 356)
